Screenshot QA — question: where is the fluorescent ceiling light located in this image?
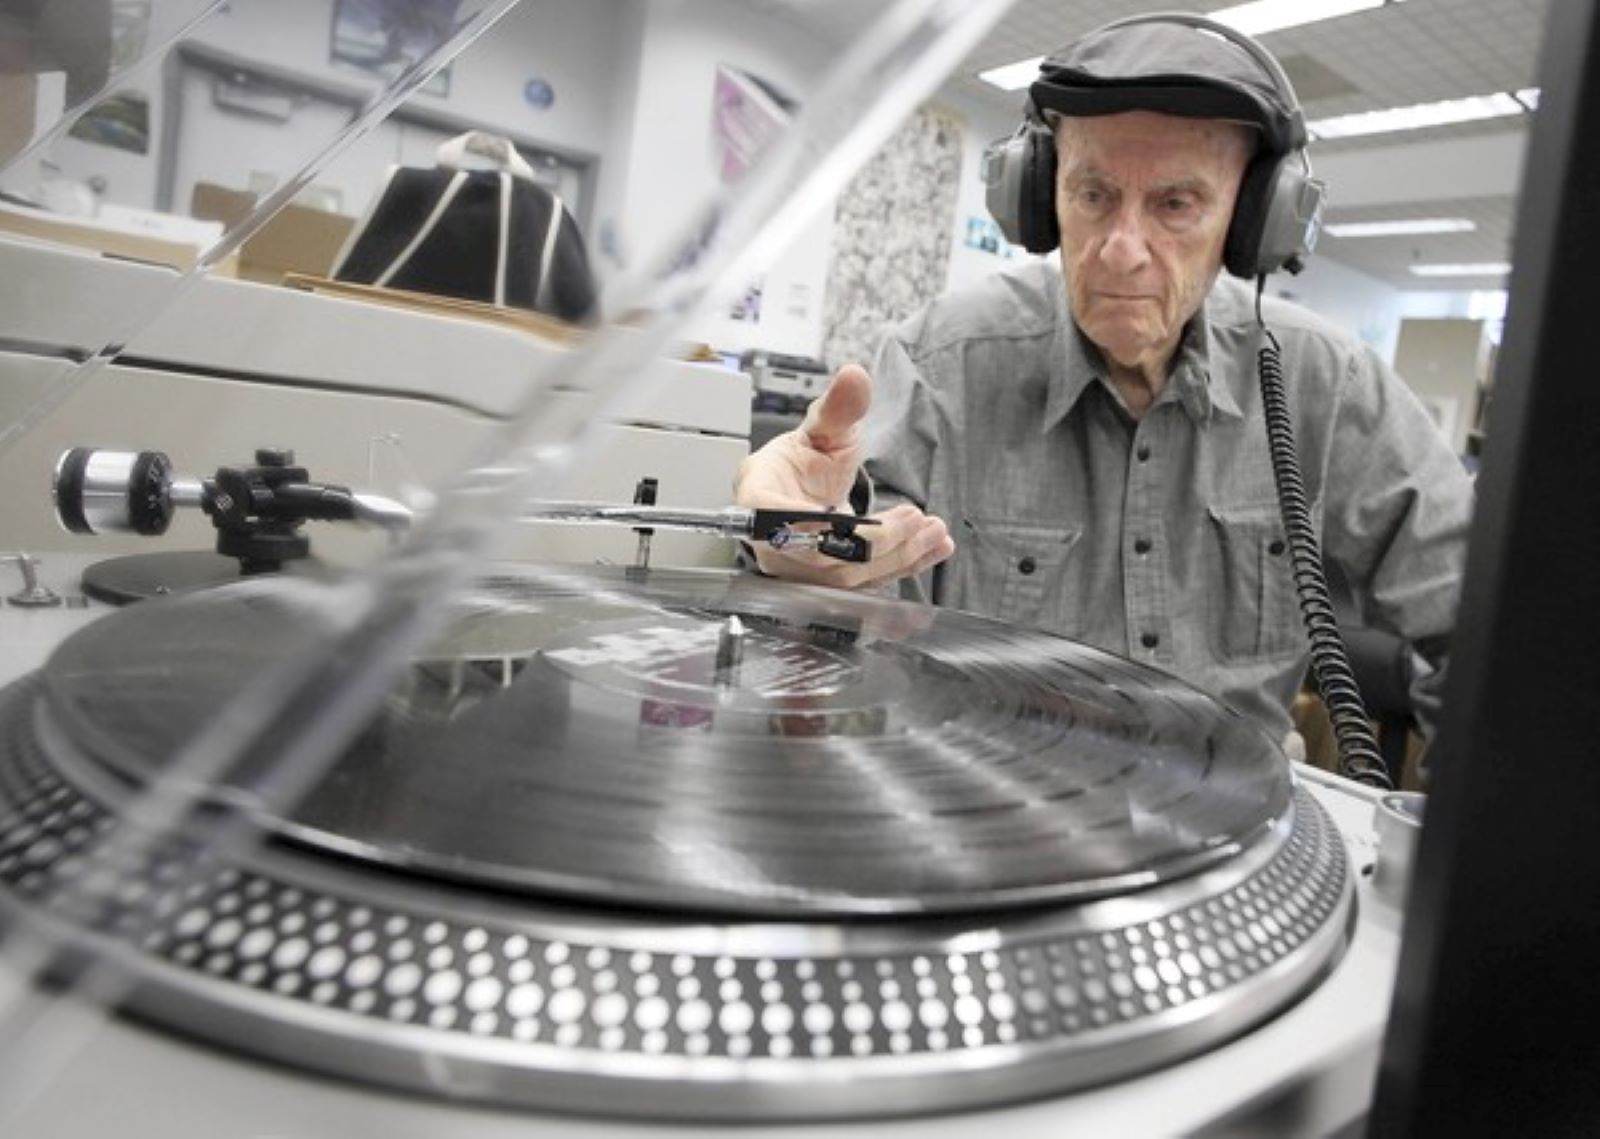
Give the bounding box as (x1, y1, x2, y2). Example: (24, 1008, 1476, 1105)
(1210, 0, 1397, 37)
(1309, 91, 1533, 139)
(1323, 218, 1477, 238)
(1409, 262, 1511, 277)
(978, 0, 1411, 92)
(978, 54, 1044, 92)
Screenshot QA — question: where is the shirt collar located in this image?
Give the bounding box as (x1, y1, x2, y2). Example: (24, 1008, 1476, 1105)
(1042, 274, 1245, 431)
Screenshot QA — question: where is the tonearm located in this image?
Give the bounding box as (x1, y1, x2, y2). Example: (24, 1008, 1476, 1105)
(51, 447, 878, 573)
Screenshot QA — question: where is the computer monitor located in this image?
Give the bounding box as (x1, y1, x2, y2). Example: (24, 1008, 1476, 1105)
(1371, 2, 1600, 1133)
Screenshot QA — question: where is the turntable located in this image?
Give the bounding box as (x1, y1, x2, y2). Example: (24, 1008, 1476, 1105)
(0, 558, 1403, 1132)
(0, 2, 1412, 1126)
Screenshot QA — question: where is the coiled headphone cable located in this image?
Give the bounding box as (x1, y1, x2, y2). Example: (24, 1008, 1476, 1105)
(1255, 288, 1394, 789)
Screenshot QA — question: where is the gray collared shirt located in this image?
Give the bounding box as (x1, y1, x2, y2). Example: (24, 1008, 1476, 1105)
(864, 259, 1473, 738)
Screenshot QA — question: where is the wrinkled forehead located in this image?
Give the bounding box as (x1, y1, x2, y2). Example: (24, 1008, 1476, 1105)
(1052, 111, 1257, 174)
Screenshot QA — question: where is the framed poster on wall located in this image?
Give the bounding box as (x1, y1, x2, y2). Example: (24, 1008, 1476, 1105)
(329, 0, 461, 98)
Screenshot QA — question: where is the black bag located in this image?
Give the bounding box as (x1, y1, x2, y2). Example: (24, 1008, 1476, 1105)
(332, 131, 597, 324)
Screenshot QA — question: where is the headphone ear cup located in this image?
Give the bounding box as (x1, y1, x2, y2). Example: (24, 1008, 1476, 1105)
(1224, 153, 1279, 278)
(1226, 152, 1324, 277)
(1017, 124, 1060, 254)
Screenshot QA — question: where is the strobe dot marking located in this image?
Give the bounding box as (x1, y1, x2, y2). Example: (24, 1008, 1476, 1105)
(0, 725, 1348, 1076)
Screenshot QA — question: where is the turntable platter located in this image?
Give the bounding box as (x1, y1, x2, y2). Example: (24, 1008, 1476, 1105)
(34, 566, 1289, 917)
(0, 565, 1351, 1120)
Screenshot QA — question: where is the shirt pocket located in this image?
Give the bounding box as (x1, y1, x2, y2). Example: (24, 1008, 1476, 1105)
(1204, 504, 1301, 662)
(958, 517, 1083, 633)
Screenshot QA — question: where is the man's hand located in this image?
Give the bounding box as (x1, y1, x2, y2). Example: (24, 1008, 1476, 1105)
(733, 364, 954, 589)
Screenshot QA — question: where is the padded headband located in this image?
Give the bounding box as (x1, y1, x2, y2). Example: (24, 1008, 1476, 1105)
(1030, 14, 1306, 155)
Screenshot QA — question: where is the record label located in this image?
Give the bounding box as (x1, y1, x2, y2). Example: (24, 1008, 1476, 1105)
(543, 614, 863, 699)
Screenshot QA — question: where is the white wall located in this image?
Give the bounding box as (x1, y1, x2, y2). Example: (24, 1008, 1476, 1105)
(186, 0, 627, 155)
(1399, 288, 1508, 339)
(1393, 317, 1490, 454)
(47, 113, 159, 207)
(13, 0, 211, 210)
(31, 2, 1446, 371)
(27, 0, 633, 223)
(592, 0, 648, 274)
(602, 0, 836, 356)
(684, 203, 837, 358)
(19, 0, 846, 355)
(1267, 257, 1507, 449)
(939, 88, 1042, 294)
(1267, 254, 1405, 363)
(1310, 130, 1525, 210)
(606, 0, 831, 272)
(178, 0, 628, 217)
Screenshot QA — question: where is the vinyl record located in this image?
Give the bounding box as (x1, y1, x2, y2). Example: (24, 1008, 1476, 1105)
(33, 565, 1291, 917)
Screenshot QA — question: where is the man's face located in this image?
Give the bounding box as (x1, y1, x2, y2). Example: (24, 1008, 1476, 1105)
(1054, 111, 1253, 374)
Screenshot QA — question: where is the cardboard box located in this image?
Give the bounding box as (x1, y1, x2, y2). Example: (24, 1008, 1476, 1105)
(0, 198, 229, 273)
(190, 182, 355, 285)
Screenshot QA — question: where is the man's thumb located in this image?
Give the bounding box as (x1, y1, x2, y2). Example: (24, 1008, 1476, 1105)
(802, 364, 872, 451)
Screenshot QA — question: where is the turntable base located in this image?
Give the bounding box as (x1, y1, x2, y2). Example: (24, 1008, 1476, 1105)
(2, 770, 1397, 1138)
(0, 563, 1390, 1130)
(77, 549, 331, 605)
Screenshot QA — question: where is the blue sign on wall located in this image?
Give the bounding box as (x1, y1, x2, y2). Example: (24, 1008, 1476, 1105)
(523, 78, 555, 110)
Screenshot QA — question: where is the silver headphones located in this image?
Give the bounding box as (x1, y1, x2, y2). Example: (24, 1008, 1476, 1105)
(982, 11, 1327, 277)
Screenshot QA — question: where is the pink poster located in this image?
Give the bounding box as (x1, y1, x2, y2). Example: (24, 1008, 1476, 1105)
(711, 64, 794, 184)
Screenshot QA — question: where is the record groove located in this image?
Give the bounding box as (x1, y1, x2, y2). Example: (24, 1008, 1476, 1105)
(34, 566, 1291, 917)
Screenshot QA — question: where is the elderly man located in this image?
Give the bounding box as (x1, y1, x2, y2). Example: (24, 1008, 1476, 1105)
(734, 14, 1473, 745)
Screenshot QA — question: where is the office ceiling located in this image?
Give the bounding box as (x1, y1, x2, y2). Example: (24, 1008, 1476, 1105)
(750, 0, 1552, 293)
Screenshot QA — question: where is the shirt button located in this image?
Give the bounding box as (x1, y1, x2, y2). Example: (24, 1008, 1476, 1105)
(1268, 539, 1287, 556)
(1136, 445, 1152, 462)
(1140, 632, 1160, 650)
(1133, 538, 1152, 555)
(1018, 556, 1037, 575)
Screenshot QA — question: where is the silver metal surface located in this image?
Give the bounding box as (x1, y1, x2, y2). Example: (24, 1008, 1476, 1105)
(1372, 791, 1425, 905)
(1, 555, 62, 608)
(524, 501, 758, 538)
(0, 563, 1356, 1121)
(715, 614, 747, 679)
(0, 675, 1353, 1119)
(61, 449, 141, 534)
(349, 492, 415, 531)
(168, 479, 206, 510)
